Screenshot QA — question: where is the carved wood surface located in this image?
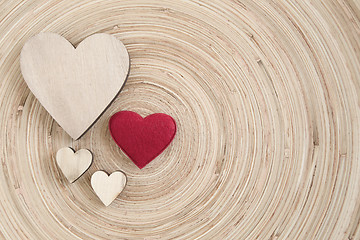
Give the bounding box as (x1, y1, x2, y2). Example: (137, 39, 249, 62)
(0, 0, 359, 239)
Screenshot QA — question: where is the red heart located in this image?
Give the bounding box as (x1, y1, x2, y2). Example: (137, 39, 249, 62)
(109, 111, 176, 169)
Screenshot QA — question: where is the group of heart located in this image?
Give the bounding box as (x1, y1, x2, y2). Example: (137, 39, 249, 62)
(20, 32, 176, 206)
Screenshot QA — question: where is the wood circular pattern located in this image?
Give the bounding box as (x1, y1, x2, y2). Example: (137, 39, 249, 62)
(0, 1, 359, 239)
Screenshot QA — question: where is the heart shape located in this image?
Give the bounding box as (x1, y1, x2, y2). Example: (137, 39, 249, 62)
(109, 111, 176, 169)
(91, 171, 127, 206)
(56, 147, 93, 183)
(20, 33, 129, 139)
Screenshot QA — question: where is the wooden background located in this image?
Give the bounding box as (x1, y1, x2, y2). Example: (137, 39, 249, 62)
(0, 0, 359, 239)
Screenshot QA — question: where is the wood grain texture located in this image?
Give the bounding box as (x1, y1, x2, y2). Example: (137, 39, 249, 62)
(0, 0, 359, 239)
(20, 33, 130, 139)
(91, 171, 127, 206)
(56, 147, 93, 183)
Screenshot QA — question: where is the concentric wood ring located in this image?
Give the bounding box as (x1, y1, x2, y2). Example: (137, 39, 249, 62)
(0, 1, 359, 239)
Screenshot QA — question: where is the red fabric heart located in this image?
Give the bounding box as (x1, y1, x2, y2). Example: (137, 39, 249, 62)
(109, 111, 176, 169)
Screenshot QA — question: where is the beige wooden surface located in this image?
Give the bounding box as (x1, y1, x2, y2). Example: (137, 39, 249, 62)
(20, 33, 130, 140)
(56, 147, 93, 183)
(0, 0, 359, 239)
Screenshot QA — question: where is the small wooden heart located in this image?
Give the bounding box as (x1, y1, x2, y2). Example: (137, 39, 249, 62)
(91, 171, 127, 206)
(56, 147, 93, 183)
(20, 33, 129, 139)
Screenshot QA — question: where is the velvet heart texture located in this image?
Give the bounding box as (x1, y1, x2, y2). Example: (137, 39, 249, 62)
(109, 111, 176, 169)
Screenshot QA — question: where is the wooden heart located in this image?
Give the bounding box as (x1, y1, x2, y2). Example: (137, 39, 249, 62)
(91, 171, 127, 206)
(20, 33, 129, 139)
(56, 147, 93, 183)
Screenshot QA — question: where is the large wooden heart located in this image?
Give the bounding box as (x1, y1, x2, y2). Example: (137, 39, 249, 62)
(20, 33, 129, 139)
